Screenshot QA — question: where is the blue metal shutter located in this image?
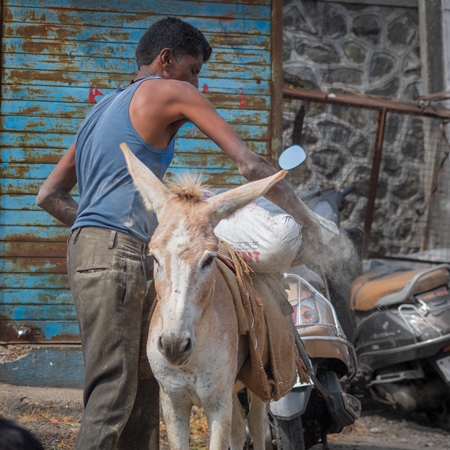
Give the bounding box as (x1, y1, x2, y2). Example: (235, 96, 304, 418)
(0, 0, 277, 344)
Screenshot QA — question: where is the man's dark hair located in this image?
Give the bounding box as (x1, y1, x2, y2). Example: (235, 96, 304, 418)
(135, 17, 212, 68)
(0, 418, 44, 450)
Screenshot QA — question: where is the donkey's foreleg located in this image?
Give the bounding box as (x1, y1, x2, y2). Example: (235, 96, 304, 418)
(160, 390, 192, 450)
(247, 392, 269, 450)
(204, 393, 234, 450)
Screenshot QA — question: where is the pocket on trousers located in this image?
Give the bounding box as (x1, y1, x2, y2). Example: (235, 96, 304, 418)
(69, 237, 113, 274)
(77, 266, 109, 274)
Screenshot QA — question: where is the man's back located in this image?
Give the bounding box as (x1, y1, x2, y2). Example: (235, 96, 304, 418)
(74, 77, 175, 243)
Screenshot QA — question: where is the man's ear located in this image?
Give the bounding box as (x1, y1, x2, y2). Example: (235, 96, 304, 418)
(160, 48, 173, 67)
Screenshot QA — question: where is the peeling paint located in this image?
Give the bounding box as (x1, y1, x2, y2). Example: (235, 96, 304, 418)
(0, 345, 32, 363)
(0, 346, 84, 387)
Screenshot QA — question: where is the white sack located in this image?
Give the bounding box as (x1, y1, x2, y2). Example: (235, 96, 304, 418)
(206, 189, 339, 273)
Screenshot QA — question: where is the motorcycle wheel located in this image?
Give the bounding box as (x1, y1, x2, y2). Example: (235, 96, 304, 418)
(272, 416, 305, 450)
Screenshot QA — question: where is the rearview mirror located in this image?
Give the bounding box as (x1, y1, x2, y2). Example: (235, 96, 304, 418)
(278, 145, 307, 170)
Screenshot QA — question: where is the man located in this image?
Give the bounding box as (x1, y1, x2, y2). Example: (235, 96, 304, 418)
(37, 17, 321, 450)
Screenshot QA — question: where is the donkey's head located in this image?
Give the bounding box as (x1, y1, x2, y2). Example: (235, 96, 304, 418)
(120, 143, 286, 365)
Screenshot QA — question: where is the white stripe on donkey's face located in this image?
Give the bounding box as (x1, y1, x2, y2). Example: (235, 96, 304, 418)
(120, 143, 286, 450)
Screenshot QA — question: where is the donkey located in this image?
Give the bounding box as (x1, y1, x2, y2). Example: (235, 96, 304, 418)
(120, 143, 287, 450)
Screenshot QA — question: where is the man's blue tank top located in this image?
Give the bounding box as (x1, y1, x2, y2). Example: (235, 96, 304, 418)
(72, 76, 175, 243)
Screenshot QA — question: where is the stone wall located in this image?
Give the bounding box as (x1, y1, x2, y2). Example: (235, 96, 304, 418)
(281, 0, 448, 257)
(283, 0, 421, 99)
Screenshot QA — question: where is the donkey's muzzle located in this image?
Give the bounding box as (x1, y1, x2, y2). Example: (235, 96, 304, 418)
(157, 332, 194, 365)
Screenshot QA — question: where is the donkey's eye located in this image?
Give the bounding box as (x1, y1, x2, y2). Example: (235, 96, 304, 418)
(202, 256, 215, 270)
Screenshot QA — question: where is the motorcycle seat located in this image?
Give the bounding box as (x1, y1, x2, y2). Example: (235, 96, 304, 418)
(349, 267, 449, 311)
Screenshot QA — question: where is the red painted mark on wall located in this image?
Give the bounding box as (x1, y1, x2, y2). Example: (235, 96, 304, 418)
(240, 89, 245, 109)
(88, 87, 104, 103)
(131, 71, 138, 75)
(202, 84, 209, 93)
(236, 251, 260, 263)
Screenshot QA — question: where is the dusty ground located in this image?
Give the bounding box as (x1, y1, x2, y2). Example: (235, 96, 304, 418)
(0, 382, 449, 450)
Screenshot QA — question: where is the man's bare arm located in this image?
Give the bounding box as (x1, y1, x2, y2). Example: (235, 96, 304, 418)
(172, 84, 320, 230)
(171, 83, 323, 263)
(36, 143, 78, 227)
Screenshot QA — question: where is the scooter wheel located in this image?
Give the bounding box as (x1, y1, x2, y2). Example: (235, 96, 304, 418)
(272, 416, 305, 450)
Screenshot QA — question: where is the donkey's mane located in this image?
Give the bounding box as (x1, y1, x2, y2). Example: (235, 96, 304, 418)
(167, 172, 208, 202)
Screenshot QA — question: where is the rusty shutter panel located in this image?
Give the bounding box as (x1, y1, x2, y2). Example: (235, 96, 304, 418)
(0, 0, 277, 344)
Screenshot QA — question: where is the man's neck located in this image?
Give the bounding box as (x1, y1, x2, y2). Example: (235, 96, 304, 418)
(134, 65, 161, 83)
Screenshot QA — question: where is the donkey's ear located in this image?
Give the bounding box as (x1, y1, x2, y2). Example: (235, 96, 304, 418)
(120, 142, 175, 215)
(206, 170, 288, 226)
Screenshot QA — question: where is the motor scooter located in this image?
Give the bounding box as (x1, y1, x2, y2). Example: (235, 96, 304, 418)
(266, 146, 362, 449)
(238, 260, 360, 450)
(350, 263, 450, 429)
(269, 270, 360, 450)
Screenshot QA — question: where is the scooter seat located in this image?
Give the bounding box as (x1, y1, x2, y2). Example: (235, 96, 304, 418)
(350, 267, 449, 311)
